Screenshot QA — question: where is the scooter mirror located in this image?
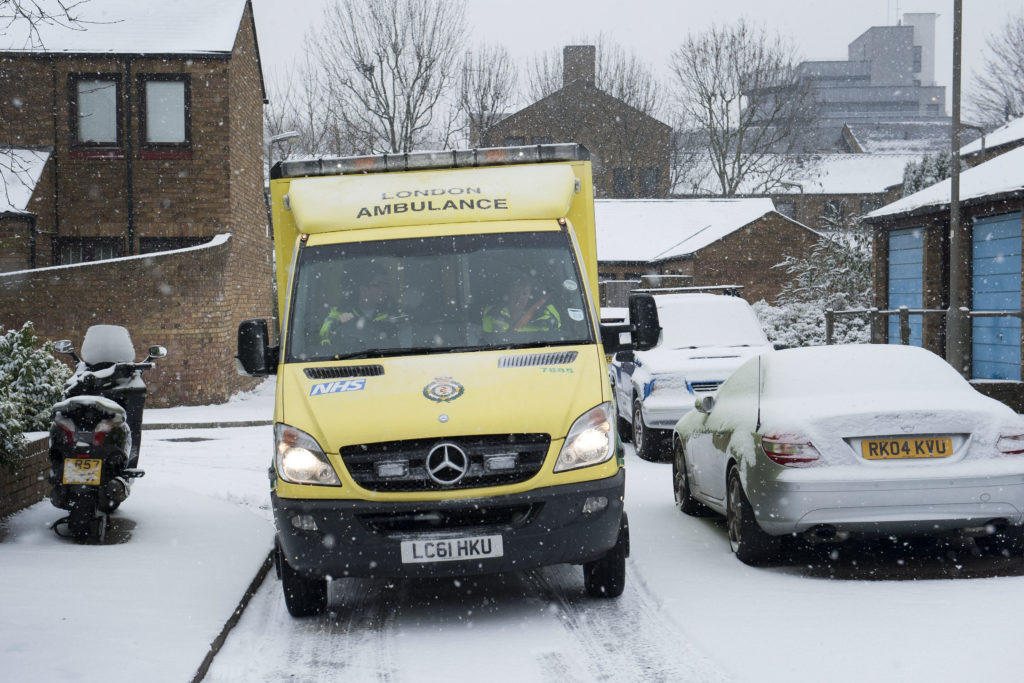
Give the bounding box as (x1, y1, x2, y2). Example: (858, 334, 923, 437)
(54, 340, 74, 354)
(147, 345, 168, 360)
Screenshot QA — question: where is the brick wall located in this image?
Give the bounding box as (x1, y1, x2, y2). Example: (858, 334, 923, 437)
(0, 436, 48, 519)
(0, 235, 262, 407)
(597, 213, 819, 304)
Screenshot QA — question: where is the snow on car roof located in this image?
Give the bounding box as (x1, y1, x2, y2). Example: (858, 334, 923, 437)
(654, 293, 769, 349)
(763, 344, 972, 397)
(0, 0, 246, 54)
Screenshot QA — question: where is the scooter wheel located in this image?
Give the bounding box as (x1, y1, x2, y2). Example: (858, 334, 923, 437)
(67, 504, 94, 539)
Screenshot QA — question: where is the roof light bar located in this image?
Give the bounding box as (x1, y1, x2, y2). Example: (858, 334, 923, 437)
(272, 143, 590, 179)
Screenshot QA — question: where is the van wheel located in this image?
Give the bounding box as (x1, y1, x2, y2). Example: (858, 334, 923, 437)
(279, 548, 328, 617)
(632, 400, 665, 461)
(584, 513, 628, 598)
(726, 469, 780, 566)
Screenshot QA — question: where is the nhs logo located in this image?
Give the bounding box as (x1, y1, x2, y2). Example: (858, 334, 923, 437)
(310, 378, 367, 396)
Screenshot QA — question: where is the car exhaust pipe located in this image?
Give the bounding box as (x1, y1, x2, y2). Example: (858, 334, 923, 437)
(805, 525, 845, 543)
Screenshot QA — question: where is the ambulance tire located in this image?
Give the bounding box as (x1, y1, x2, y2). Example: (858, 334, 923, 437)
(584, 513, 628, 598)
(280, 548, 328, 617)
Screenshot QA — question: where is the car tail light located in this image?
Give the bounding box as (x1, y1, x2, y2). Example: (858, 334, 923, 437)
(760, 433, 821, 467)
(997, 433, 1024, 454)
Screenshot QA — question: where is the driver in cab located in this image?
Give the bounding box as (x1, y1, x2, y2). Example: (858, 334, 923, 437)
(320, 273, 396, 346)
(483, 273, 561, 333)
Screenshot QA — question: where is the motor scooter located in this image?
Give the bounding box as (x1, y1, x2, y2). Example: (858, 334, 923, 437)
(48, 325, 166, 541)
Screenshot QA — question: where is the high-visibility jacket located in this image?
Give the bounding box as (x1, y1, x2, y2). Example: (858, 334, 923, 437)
(320, 307, 390, 344)
(482, 302, 561, 333)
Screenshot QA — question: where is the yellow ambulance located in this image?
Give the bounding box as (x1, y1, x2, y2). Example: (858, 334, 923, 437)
(236, 144, 658, 616)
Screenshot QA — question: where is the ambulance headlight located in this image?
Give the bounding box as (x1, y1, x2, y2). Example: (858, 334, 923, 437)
(554, 402, 616, 473)
(274, 423, 341, 486)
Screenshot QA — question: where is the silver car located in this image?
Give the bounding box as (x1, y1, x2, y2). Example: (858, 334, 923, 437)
(672, 344, 1024, 565)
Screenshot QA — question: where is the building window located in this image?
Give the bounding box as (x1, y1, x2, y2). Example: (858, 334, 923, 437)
(859, 197, 882, 215)
(613, 168, 633, 198)
(57, 237, 124, 265)
(139, 75, 190, 145)
(637, 167, 660, 196)
(775, 201, 796, 219)
(139, 236, 209, 253)
(531, 136, 553, 145)
(503, 136, 526, 146)
(912, 46, 922, 74)
(69, 74, 121, 147)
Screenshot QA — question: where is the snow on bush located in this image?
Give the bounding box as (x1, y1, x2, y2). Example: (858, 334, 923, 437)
(0, 322, 71, 473)
(754, 208, 873, 347)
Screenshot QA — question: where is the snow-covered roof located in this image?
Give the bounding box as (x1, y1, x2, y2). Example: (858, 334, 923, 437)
(960, 116, 1024, 156)
(845, 121, 953, 155)
(676, 153, 917, 196)
(0, 148, 50, 215)
(867, 144, 1024, 219)
(0, 0, 247, 54)
(777, 154, 919, 194)
(595, 198, 798, 263)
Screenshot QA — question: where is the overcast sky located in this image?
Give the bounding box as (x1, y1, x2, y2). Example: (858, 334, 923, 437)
(252, 0, 1024, 114)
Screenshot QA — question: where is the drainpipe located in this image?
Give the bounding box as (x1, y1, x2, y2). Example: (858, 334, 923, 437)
(125, 56, 135, 255)
(28, 215, 37, 267)
(946, 0, 967, 377)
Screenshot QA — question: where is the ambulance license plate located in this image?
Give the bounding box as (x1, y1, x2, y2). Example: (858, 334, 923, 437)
(400, 534, 503, 564)
(63, 458, 102, 485)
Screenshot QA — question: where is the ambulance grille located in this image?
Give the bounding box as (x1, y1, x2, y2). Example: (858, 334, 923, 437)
(304, 365, 384, 379)
(339, 434, 550, 492)
(498, 351, 577, 368)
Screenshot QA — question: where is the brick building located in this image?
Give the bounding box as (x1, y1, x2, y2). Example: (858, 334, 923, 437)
(482, 45, 673, 199)
(594, 198, 819, 306)
(864, 140, 1024, 408)
(0, 0, 274, 406)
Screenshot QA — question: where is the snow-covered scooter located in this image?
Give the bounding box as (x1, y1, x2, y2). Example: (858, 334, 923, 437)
(48, 325, 166, 541)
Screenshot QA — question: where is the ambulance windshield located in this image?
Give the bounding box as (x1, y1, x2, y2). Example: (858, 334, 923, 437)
(286, 229, 594, 362)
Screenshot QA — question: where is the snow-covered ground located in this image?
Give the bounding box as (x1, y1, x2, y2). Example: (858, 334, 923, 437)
(3, 378, 1024, 682)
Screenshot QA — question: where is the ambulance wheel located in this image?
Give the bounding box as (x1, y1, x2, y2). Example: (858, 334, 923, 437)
(279, 548, 327, 617)
(584, 513, 628, 598)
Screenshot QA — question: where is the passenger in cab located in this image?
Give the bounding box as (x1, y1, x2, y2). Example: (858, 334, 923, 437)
(483, 273, 561, 333)
(320, 272, 396, 346)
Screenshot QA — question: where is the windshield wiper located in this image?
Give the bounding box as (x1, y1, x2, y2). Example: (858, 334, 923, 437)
(330, 345, 481, 361)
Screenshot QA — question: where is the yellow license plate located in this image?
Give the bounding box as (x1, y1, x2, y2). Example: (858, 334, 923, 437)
(861, 437, 953, 460)
(63, 458, 102, 485)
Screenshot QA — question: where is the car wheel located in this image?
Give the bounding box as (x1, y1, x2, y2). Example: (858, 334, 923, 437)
(726, 468, 780, 566)
(975, 524, 1024, 557)
(632, 399, 666, 461)
(584, 512, 628, 598)
(672, 439, 712, 517)
(279, 547, 328, 617)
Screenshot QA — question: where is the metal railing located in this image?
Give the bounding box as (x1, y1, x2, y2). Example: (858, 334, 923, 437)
(825, 306, 1024, 345)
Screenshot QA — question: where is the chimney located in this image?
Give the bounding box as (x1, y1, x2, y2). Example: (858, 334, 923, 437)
(563, 45, 596, 87)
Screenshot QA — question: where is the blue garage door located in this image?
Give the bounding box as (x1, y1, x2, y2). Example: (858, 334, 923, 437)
(972, 213, 1022, 380)
(888, 228, 923, 347)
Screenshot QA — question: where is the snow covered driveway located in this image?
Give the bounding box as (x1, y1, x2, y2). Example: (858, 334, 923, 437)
(5, 413, 1024, 682)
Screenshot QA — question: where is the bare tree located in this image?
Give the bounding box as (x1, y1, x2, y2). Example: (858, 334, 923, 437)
(0, 0, 89, 49)
(969, 11, 1024, 127)
(1, 0, 91, 210)
(458, 43, 517, 147)
(310, 0, 467, 154)
(669, 20, 818, 196)
(526, 35, 665, 119)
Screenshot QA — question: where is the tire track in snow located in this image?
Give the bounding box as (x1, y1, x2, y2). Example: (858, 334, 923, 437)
(526, 563, 731, 683)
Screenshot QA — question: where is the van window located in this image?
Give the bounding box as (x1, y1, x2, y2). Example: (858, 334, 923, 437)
(286, 230, 594, 362)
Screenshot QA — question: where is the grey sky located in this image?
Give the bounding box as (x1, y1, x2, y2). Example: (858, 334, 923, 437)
(252, 0, 1024, 115)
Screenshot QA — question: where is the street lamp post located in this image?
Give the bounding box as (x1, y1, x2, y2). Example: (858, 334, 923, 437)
(946, 0, 968, 377)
